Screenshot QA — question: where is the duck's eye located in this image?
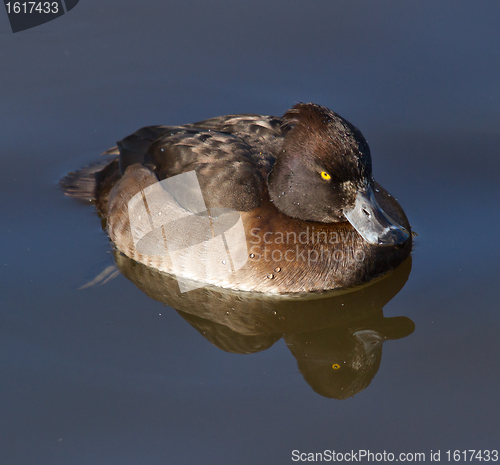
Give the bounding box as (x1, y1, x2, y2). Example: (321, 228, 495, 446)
(332, 363, 341, 370)
(320, 171, 331, 181)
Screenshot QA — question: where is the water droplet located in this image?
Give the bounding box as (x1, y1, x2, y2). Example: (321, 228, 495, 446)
(281, 192, 285, 195)
(226, 311, 230, 315)
(222, 260, 226, 265)
(374, 187, 380, 193)
(274, 267, 281, 273)
(249, 253, 255, 258)
(267, 274, 274, 279)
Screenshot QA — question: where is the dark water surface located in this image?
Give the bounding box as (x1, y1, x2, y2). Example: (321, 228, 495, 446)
(1, 1, 499, 464)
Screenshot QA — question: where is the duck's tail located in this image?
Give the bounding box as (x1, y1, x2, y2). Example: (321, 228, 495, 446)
(59, 161, 109, 202)
(60, 154, 122, 218)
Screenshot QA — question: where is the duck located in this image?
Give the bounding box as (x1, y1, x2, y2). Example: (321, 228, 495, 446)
(62, 103, 411, 294)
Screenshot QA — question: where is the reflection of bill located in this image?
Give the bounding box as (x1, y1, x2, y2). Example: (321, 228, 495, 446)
(4, 0, 79, 33)
(127, 171, 248, 292)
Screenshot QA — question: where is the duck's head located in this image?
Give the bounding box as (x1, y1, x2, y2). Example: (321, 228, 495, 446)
(267, 103, 409, 246)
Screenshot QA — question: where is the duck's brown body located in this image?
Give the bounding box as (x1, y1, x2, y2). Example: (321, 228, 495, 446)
(63, 103, 411, 294)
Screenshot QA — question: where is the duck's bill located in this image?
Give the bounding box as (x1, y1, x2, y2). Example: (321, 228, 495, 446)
(343, 188, 409, 246)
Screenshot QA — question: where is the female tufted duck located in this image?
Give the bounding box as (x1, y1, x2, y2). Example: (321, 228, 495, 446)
(62, 103, 411, 294)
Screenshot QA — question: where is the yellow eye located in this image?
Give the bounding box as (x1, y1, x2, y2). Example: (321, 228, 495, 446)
(321, 171, 331, 180)
(332, 363, 340, 370)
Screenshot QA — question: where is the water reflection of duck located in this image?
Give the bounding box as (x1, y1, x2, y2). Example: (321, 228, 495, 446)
(114, 251, 414, 399)
(62, 103, 411, 293)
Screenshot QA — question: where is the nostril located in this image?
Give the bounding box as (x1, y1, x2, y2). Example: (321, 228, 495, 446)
(362, 208, 371, 217)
